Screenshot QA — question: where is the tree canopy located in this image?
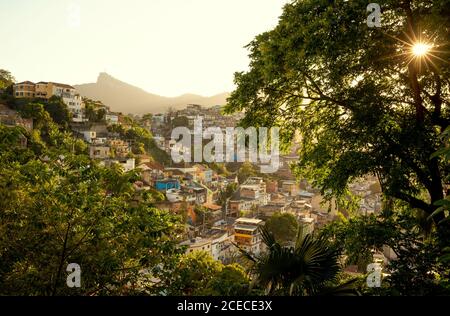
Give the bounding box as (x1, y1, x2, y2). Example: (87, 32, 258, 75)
(158, 251, 251, 296)
(265, 212, 299, 244)
(224, 0, 450, 236)
(0, 113, 184, 295)
(238, 226, 355, 296)
(0, 69, 15, 90)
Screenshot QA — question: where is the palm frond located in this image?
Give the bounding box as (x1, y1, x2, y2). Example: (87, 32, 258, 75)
(247, 226, 343, 296)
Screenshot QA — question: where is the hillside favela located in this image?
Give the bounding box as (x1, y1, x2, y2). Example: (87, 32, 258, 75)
(0, 0, 449, 304)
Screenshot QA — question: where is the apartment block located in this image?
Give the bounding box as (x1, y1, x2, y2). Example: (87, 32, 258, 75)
(228, 177, 269, 217)
(233, 218, 264, 256)
(13, 81, 85, 122)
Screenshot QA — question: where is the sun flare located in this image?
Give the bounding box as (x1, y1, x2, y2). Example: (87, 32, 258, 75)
(412, 43, 432, 57)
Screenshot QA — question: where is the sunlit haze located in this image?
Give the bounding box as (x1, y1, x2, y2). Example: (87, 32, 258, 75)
(0, 0, 288, 96)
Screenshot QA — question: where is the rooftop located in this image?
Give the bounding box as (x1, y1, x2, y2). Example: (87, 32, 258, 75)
(243, 177, 264, 185)
(235, 217, 263, 225)
(142, 161, 164, 171)
(299, 190, 314, 198)
(234, 224, 258, 232)
(16, 81, 35, 85)
(202, 203, 222, 211)
(180, 237, 211, 247)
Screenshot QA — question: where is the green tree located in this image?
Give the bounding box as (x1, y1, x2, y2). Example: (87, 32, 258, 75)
(224, 0, 450, 239)
(107, 123, 126, 136)
(0, 69, 15, 90)
(162, 251, 222, 295)
(217, 182, 238, 208)
(84, 103, 97, 122)
(200, 264, 251, 296)
(171, 115, 189, 128)
(160, 251, 250, 296)
(428, 126, 450, 236)
(96, 108, 106, 122)
(142, 113, 153, 121)
(265, 212, 298, 245)
(0, 125, 37, 163)
(109, 121, 171, 165)
(45, 96, 71, 128)
(320, 210, 450, 295)
(237, 162, 257, 183)
(208, 162, 230, 176)
(0, 131, 184, 295)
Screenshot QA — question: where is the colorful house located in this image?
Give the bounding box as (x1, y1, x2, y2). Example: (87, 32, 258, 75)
(154, 179, 180, 191)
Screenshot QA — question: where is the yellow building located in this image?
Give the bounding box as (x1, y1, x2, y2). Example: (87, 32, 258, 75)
(13, 81, 85, 122)
(233, 218, 264, 255)
(13, 81, 36, 98)
(35, 82, 54, 98)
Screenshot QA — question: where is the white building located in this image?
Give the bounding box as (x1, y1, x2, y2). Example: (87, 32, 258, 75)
(105, 113, 119, 124)
(50, 83, 85, 123)
(181, 230, 235, 263)
(152, 114, 166, 126)
(210, 231, 235, 262)
(181, 238, 212, 255)
(103, 158, 136, 172)
(82, 131, 96, 143)
(117, 158, 135, 172)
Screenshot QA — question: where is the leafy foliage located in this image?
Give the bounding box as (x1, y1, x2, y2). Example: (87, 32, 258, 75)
(44, 96, 72, 128)
(0, 119, 184, 295)
(0, 69, 15, 90)
(239, 226, 352, 296)
(320, 209, 450, 295)
(108, 123, 171, 165)
(265, 212, 299, 245)
(159, 251, 251, 296)
(217, 182, 238, 207)
(224, 0, 450, 231)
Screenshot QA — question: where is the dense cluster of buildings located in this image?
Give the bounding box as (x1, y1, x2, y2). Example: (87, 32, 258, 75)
(150, 104, 245, 153)
(2, 80, 384, 267)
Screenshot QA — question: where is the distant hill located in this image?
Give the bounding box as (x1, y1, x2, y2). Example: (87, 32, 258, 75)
(74, 73, 230, 114)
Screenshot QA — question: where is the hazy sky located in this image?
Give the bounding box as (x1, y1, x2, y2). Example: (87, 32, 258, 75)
(0, 0, 288, 96)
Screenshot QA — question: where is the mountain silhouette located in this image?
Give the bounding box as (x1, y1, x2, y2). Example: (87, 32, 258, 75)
(74, 73, 229, 114)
